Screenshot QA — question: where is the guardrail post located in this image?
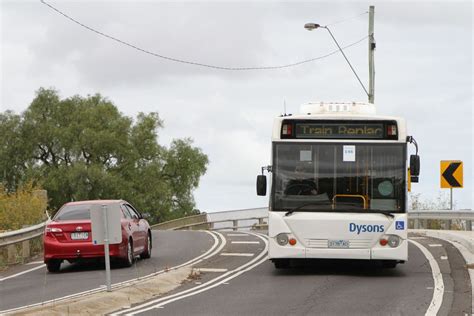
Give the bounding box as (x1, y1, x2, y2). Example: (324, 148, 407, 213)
(7, 245, 16, 264)
(258, 218, 264, 225)
(208, 222, 214, 230)
(466, 220, 472, 231)
(232, 220, 238, 231)
(446, 220, 452, 230)
(22, 240, 30, 260)
(413, 218, 420, 229)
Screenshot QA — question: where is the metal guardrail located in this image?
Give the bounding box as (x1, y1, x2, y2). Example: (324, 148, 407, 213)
(408, 210, 473, 231)
(151, 213, 208, 231)
(1, 209, 471, 266)
(208, 217, 268, 231)
(0, 221, 47, 266)
(0, 222, 47, 247)
(157, 210, 473, 232)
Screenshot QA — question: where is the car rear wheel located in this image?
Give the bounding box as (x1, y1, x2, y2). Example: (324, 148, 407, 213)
(123, 239, 134, 267)
(140, 232, 152, 259)
(46, 260, 61, 273)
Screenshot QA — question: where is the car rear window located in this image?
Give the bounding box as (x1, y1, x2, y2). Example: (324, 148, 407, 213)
(54, 204, 92, 220)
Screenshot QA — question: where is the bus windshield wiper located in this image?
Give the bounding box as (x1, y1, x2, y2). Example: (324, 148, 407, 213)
(285, 206, 397, 218)
(366, 210, 396, 218)
(285, 202, 328, 216)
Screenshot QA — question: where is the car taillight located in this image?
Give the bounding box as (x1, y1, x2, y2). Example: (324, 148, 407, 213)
(45, 226, 63, 237)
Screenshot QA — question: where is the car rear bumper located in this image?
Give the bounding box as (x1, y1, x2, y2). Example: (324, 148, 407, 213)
(44, 238, 127, 262)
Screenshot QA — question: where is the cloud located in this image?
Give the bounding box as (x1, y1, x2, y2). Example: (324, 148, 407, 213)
(1, 1, 472, 210)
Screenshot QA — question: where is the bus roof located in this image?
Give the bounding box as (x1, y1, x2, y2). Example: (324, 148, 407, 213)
(272, 102, 407, 142)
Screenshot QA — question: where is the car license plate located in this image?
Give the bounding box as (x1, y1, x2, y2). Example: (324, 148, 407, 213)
(328, 239, 349, 248)
(71, 232, 88, 240)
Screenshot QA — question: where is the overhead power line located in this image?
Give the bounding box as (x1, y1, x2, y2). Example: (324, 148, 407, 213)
(40, 0, 368, 71)
(324, 11, 368, 27)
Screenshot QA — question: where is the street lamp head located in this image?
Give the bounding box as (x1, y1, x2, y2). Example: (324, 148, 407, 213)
(304, 23, 321, 31)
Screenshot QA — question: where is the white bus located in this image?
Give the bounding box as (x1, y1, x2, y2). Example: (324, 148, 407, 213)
(257, 102, 420, 269)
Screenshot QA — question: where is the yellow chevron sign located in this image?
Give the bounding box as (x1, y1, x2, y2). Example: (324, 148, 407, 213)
(440, 161, 463, 188)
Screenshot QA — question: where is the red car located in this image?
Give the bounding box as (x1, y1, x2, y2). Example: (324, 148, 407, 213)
(44, 200, 152, 272)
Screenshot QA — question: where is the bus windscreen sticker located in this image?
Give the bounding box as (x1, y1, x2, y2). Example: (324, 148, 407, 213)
(300, 150, 312, 161)
(343, 145, 356, 162)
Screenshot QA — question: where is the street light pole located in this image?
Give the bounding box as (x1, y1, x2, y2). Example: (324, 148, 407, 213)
(368, 5, 375, 104)
(324, 26, 369, 99)
(305, 6, 376, 104)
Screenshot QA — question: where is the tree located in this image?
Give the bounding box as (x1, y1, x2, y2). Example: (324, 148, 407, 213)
(409, 191, 453, 210)
(0, 88, 208, 223)
(0, 111, 30, 191)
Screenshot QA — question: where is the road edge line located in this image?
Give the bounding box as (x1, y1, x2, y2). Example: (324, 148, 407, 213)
(0, 264, 45, 282)
(409, 239, 445, 316)
(0, 230, 221, 315)
(116, 233, 268, 315)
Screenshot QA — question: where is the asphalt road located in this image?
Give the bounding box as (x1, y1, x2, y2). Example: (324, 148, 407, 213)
(115, 232, 471, 316)
(0, 230, 215, 312)
(1, 231, 471, 315)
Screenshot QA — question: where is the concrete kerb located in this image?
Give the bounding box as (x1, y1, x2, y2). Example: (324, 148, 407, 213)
(410, 229, 474, 313)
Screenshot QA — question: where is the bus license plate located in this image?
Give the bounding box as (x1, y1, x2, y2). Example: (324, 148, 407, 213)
(71, 232, 88, 240)
(328, 239, 349, 248)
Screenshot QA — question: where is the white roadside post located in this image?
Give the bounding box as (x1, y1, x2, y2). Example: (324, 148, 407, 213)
(91, 203, 123, 293)
(102, 205, 111, 292)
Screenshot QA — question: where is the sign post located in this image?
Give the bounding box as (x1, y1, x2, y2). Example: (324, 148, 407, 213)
(440, 160, 463, 210)
(102, 205, 111, 292)
(91, 204, 122, 292)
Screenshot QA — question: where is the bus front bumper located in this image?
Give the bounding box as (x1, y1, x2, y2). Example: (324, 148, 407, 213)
(268, 238, 408, 261)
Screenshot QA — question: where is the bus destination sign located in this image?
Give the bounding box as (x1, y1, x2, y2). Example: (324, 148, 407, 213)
(295, 122, 385, 139)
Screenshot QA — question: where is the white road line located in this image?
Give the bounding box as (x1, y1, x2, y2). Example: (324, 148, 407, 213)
(220, 253, 254, 257)
(227, 233, 248, 237)
(201, 231, 227, 261)
(231, 241, 260, 244)
(196, 268, 228, 273)
(25, 260, 44, 265)
(428, 244, 443, 247)
(433, 236, 474, 314)
(0, 230, 222, 315)
(440, 256, 448, 260)
(114, 233, 269, 315)
(410, 237, 427, 240)
(409, 240, 444, 316)
(0, 264, 45, 282)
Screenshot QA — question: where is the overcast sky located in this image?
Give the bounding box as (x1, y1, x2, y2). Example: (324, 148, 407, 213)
(1, 0, 472, 212)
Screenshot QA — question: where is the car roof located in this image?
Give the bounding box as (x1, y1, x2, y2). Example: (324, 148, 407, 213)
(64, 200, 127, 206)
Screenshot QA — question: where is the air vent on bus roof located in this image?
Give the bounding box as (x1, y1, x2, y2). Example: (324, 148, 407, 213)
(300, 102, 376, 115)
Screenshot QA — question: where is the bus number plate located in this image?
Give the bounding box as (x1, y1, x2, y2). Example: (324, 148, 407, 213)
(328, 239, 349, 248)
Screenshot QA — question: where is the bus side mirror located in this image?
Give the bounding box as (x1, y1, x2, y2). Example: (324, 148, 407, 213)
(410, 155, 420, 182)
(256, 175, 267, 196)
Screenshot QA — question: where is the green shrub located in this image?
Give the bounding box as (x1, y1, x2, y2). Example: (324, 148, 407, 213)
(0, 183, 47, 231)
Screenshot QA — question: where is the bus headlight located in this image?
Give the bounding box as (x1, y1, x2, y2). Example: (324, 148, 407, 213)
(387, 235, 400, 248)
(379, 235, 401, 248)
(276, 233, 289, 246)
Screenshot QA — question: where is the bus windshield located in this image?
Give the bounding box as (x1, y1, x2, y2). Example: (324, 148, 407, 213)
(272, 143, 406, 213)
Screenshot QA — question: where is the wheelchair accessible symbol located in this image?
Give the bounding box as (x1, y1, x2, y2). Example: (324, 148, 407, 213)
(395, 221, 405, 230)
